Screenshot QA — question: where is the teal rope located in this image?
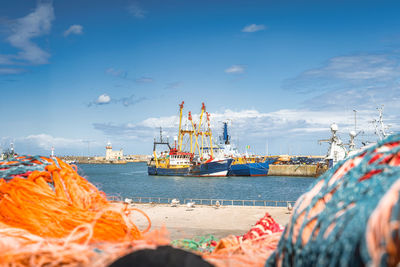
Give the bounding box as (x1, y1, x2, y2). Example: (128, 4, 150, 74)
(266, 134, 400, 267)
(172, 235, 218, 253)
(0, 155, 51, 180)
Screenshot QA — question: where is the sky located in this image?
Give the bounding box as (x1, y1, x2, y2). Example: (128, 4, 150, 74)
(0, 0, 399, 157)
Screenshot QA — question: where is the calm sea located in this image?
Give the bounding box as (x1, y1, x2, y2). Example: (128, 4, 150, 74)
(77, 162, 315, 202)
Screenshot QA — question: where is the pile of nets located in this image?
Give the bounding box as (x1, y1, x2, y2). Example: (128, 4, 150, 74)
(240, 212, 284, 241)
(267, 134, 400, 267)
(6, 134, 400, 267)
(0, 155, 284, 266)
(0, 156, 169, 266)
(202, 212, 284, 267)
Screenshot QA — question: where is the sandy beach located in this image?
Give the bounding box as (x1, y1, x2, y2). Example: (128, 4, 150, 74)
(132, 203, 291, 240)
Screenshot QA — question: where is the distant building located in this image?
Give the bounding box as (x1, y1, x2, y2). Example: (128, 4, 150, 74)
(105, 142, 123, 161)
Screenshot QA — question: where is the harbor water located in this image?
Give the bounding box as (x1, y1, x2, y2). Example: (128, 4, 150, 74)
(77, 162, 315, 202)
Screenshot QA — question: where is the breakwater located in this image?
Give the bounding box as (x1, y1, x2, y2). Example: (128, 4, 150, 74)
(60, 155, 149, 164)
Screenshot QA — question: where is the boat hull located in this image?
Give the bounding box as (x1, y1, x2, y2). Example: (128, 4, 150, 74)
(147, 159, 233, 177)
(147, 166, 190, 176)
(228, 162, 270, 176)
(189, 159, 233, 177)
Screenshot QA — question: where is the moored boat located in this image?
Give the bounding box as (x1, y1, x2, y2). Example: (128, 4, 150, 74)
(190, 158, 233, 177)
(147, 102, 233, 177)
(228, 158, 269, 176)
(215, 122, 275, 176)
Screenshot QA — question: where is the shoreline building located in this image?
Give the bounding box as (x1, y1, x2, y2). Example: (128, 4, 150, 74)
(105, 142, 123, 161)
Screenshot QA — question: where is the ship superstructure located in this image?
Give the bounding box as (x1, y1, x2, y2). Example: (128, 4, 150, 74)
(319, 123, 348, 167)
(321, 105, 394, 167)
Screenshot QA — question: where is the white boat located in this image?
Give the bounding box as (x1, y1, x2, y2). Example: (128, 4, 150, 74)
(321, 106, 393, 167)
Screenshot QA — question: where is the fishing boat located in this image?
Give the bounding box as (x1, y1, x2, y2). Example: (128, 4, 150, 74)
(229, 157, 271, 176)
(147, 102, 233, 177)
(320, 105, 394, 167)
(214, 122, 275, 176)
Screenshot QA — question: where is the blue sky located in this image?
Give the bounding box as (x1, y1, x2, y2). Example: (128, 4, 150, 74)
(0, 0, 399, 156)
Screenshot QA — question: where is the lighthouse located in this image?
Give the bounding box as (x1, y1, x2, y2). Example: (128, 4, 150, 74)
(105, 142, 113, 160)
(105, 142, 123, 161)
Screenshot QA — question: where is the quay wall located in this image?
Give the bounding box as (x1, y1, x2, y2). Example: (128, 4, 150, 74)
(268, 164, 327, 177)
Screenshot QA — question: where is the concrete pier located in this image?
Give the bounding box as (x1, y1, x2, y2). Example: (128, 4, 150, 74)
(268, 164, 327, 177)
(132, 203, 291, 240)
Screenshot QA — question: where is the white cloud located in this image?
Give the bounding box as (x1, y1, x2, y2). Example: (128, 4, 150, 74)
(285, 51, 400, 93)
(136, 76, 154, 83)
(88, 93, 145, 107)
(2, 134, 104, 155)
(105, 68, 127, 78)
(165, 81, 182, 89)
(141, 115, 179, 128)
(128, 2, 146, 18)
(0, 55, 14, 65)
(93, 51, 400, 154)
(64, 24, 83, 37)
(95, 107, 385, 141)
(225, 65, 245, 74)
(96, 94, 111, 104)
(18, 134, 84, 150)
(93, 102, 399, 155)
(4, 2, 54, 65)
(0, 68, 26, 74)
(242, 24, 266, 33)
(303, 54, 400, 81)
(119, 95, 146, 107)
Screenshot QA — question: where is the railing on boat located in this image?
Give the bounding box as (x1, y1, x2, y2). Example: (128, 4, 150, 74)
(107, 196, 296, 208)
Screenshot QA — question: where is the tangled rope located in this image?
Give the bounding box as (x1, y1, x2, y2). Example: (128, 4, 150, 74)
(266, 134, 400, 267)
(0, 156, 169, 266)
(8, 140, 400, 267)
(240, 212, 284, 241)
(201, 213, 284, 267)
(0, 155, 51, 180)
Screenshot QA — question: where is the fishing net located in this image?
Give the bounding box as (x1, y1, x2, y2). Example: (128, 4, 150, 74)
(202, 212, 284, 267)
(266, 134, 400, 267)
(10, 140, 400, 267)
(0, 156, 169, 266)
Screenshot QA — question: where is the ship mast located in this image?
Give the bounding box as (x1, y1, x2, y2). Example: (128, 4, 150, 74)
(189, 113, 199, 155)
(177, 103, 196, 153)
(206, 112, 214, 158)
(373, 105, 390, 141)
(178, 101, 184, 151)
(188, 111, 193, 153)
(174, 101, 214, 158)
(198, 103, 206, 158)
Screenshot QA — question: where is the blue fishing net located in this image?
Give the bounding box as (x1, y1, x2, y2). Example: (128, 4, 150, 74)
(0, 155, 51, 180)
(266, 134, 400, 267)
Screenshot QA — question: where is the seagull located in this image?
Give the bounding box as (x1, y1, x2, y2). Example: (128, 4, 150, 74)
(171, 198, 180, 207)
(186, 201, 195, 208)
(215, 200, 221, 208)
(287, 203, 293, 213)
(124, 198, 133, 204)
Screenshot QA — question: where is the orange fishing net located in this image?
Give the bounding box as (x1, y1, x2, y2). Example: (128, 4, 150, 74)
(0, 156, 283, 266)
(0, 156, 169, 266)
